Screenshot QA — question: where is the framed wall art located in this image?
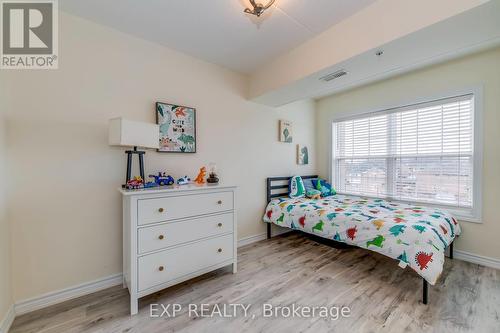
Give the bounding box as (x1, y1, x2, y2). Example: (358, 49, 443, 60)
(297, 144, 309, 165)
(156, 102, 196, 153)
(279, 120, 293, 143)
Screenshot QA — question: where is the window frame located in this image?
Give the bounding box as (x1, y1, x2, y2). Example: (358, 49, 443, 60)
(328, 87, 483, 223)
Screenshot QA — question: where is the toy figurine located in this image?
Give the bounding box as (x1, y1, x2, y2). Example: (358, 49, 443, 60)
(177, 176, 191, 185)
(193, 167, 207, 184)
(149, 172, 175, 186)
(143, 181, 158, 189)
(126, 176, 144, 190)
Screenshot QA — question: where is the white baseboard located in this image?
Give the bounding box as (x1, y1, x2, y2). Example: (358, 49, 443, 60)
(0, 305, 15, 333)
(237, 227, 292, 248)
(13, 234, 275, 317)
(454, 250, 500, 270)
(14, 273, 123, 316)
(238, 233, 267, 247)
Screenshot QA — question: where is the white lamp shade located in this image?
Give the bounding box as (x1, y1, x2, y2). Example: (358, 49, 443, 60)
(108, 118, 159, 149)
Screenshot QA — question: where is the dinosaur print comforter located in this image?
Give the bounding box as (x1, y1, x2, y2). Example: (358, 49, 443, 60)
(263, 195, 461, 285)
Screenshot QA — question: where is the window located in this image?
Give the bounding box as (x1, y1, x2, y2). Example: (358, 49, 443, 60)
(332, 93, 481, 220)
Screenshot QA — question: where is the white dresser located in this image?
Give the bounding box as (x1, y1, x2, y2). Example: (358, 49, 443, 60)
(120, 184, 237, 315)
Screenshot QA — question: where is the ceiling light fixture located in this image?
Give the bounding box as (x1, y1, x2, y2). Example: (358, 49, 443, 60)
(244, 0, 276, 17)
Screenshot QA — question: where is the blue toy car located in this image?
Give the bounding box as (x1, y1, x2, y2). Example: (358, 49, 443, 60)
(177, 176, 191, 185)
(149, 172, 175, 186)
(143, 181, 158, 189)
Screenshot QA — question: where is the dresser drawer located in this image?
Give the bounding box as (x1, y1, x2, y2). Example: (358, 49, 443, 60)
(138, 234, 234, 292)
(138, 213, 233, 254)
(138, 191, 233, 225)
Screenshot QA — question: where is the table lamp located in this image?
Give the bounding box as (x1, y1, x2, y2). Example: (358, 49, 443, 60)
(108, 117, 159, 185)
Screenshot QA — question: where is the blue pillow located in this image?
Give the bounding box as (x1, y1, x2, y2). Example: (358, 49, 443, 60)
(303, 178, 317, 193)
(312, 179, 336, 197)
(289, 175, 306, 198)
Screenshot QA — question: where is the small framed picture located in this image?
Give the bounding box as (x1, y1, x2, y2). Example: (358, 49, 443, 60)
(297, 144, 309, 165)
(279, 120, 293, 143)
(156, 102, 196, 153)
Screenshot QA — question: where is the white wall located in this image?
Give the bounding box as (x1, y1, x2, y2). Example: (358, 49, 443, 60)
(0, 76, 13, 324)
(316, 47, 500, 261)
(3, 13, 316, 302)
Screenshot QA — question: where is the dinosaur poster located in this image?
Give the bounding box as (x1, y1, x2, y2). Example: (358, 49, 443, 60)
(279, 120, 293, 143)
(156, 102, 196, 153)
(297, 144, 309, 165)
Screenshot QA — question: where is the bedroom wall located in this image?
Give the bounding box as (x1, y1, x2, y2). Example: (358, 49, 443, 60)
(0, 79, 13, 325)
(316, 46, 500, 261)
(3, 12, 316, 302)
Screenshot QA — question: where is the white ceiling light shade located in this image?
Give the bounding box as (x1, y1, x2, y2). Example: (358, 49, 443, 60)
(244, 0, 276, 17)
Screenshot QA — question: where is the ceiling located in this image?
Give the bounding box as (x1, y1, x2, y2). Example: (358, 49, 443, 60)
(252, 0, 500, 106)
(59, 0, 377, 73)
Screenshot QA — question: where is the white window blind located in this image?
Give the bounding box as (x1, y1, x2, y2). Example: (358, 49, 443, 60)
(332, 94, 474, 209)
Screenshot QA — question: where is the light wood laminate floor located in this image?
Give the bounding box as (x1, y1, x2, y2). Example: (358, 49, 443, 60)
(10, 232, 500, 333)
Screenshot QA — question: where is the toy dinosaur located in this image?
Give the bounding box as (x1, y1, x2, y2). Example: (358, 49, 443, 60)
(194, 167, 207, 184)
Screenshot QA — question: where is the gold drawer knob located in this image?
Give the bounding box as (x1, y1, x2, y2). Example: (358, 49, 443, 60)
(217, 248, 223, 253)
(217, 200, 222, 205)
(158, 266, 164, 272)
(158, 235, 164, 240)
(158, 208, 164, 213)
(217, 223, 223, 228)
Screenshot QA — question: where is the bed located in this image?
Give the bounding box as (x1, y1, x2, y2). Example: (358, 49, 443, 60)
(263, 175, 461, 304)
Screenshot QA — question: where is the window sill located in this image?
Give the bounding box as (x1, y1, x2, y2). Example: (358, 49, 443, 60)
(447, 209, 482, 224)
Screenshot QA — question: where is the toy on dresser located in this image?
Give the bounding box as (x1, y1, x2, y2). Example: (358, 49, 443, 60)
(149, 172, 175, 186)
(193, 167, 207, 184)
(206, 163, 219, 184)
(126, 176, 144, 190)
(177, 176, 191, 185)
(143, 179, 158, 188)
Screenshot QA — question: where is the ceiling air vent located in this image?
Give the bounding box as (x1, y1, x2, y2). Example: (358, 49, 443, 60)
(319, 70, 348, 82)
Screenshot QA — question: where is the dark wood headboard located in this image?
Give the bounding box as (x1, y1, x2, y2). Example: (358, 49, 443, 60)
(265, 175, 318, 239)
(266, 175, 318, 203)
